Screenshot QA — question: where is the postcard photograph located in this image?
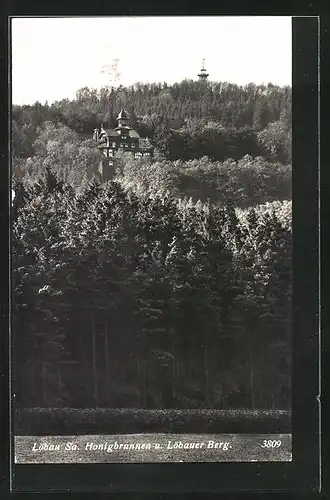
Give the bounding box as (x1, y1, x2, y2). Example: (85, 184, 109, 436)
(11, 16, 293, 466)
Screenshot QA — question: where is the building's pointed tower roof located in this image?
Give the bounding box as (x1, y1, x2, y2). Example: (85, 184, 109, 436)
(115, 108, 131, 135)
(117, 109, 128, 120)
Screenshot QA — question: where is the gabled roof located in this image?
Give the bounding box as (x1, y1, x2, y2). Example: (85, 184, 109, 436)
(98, 124, 141, 140)
(129, 129, 140, 138)
(103, 129, 119, 137)
(117, 109, 128, 119)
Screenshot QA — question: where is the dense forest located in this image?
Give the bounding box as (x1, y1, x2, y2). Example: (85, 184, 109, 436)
(12, 79, 292, 168)
(12, 80, 292, 410)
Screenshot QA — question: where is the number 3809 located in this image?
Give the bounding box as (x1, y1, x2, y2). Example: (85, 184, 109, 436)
(261, 440, 282, 448)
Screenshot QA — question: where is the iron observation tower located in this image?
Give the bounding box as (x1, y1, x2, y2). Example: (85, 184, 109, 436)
(198, 59, 209, 81)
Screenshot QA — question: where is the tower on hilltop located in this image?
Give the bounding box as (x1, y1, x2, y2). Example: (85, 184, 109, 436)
(198, 59, 209, 81)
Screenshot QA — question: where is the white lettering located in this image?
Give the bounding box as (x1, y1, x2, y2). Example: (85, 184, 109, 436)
(65, 442, 79, 451)
(207, 440, 230, 450)
(32, 442, 60, 451)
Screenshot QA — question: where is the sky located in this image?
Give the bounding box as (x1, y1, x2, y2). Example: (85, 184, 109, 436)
(11, 16, 292, 105)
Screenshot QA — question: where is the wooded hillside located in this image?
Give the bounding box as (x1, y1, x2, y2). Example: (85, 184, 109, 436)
(12, 80, 292, 410)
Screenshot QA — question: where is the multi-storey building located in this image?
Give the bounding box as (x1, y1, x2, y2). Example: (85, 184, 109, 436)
(93, 109, 154, 181)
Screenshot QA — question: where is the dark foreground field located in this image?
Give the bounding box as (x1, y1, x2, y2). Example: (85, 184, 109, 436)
(15, 408, 291, 436)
